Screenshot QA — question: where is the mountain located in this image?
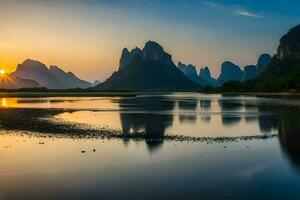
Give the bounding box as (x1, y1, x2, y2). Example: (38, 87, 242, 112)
(256, 54, 272, 76)
(0, 74, 39, 89)
(250, 24, 300, 92)
(199, 67, 219, 87)
(217, 61, 243, 84)
(243, 65, 257, 81)
(12, 59, 63, 89)
(277, 24, 300, 60)
(119, 47, 143, 69)
(178, 62, 209, 86)
(49, 66, 91, 88)
(91, 80, 101, 87)
(178, 62, 198, 80)
(94, 41, 201, 91)
(12, 59, 91, 89)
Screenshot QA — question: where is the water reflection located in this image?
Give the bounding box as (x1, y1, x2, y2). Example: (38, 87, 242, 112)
(1, 94, 300, 171)
(200, 99, 211, 110)
(278, 107, 300, 172)
(200, 116, 211, 122)
(119, 97, 174, 151)
(1, 94, 295, 142)
(218, 99, 243, 111)
(178, 100, 197, 110)
(219, 100, 242, 127)
(179, 115, 197, 123)
(0, 98, 17, 108)
(47, 94, 282, 139)
(178, 99, 198, 123)
(0, 94, 300, 198)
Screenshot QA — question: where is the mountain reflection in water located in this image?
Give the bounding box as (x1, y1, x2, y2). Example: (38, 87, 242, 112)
(0, 94, 300, 198)
(119, 96, 174, 152)
(1, 94, 300, 164)
(278, 107, 300, 172)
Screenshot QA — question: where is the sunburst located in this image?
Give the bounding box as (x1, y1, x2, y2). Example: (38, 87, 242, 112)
(0, 70, 13, 86)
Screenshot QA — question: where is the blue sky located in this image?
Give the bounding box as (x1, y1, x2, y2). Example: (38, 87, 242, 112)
(0, 0, 299, 81)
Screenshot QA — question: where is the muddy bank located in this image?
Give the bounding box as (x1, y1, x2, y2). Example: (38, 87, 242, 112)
(0, 108, 277, 143)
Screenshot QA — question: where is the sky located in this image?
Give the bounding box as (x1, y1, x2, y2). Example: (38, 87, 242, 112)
(0, 0, 300, 81)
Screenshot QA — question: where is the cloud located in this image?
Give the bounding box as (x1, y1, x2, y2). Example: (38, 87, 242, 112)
(200, 1, 268, 20)
(235, 9, 267, 19)
(200, 1, 222, 8)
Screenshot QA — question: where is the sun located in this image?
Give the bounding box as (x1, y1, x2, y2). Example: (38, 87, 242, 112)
(0, 70, 5, 75)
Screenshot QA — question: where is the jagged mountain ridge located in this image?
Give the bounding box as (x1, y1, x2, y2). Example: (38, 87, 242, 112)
(178, 62, 210, 86)
(12, 59, 91, 89)
(177, 53, 271, 87)
(199, 67, 219, 87)
(253, 24, 300, 91)
(94, 41, 201, 91)
(49, 65, 91, 89)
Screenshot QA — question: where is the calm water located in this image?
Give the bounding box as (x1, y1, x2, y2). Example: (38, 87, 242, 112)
(0, 93, 300, 199)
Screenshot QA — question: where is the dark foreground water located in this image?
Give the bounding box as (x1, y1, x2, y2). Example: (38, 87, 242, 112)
(0, 93, 300, 199)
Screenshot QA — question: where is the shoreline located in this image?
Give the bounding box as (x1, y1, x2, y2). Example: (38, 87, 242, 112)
(0, 91, 137, 98)
(218, 92, 300, 98)
(0, 91, 299, 98)
(0, 108, 278, 143)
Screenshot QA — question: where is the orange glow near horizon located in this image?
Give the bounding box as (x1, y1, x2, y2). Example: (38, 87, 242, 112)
(0, 57, 21, 75)
(0, 98, 17, 108)
(0, 0, 276, 82)
(0, 70, 6, 75)
(1, 98, 8, 108)
(0, 72, 13, 87)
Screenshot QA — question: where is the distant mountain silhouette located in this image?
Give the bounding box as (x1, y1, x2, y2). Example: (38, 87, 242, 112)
(277, 24, 300, 60)
(199, 66, 219, 87)
(254, 24, 300, 91)
(0, 74, 39, 89)
(94, 41, 201, 91)
(178, 62, 210, 86)
(256, 54, 272, 76)
(243, 65, 257, 81)
(49, 66, 91, 88)
(241, 54, 271, 81)
(12, 59, 91, 89)
(179, 54, 272, 86)
(91, 80, 101, 87)
(218, 61, 243, 84)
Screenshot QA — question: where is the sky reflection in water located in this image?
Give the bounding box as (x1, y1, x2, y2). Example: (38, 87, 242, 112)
(49, 93, 280, 137)
(0, 93, 300, 199)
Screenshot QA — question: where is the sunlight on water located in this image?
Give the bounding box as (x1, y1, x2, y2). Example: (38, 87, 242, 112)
(49, 93, 281, 137)
(0, 93, 300, 198)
